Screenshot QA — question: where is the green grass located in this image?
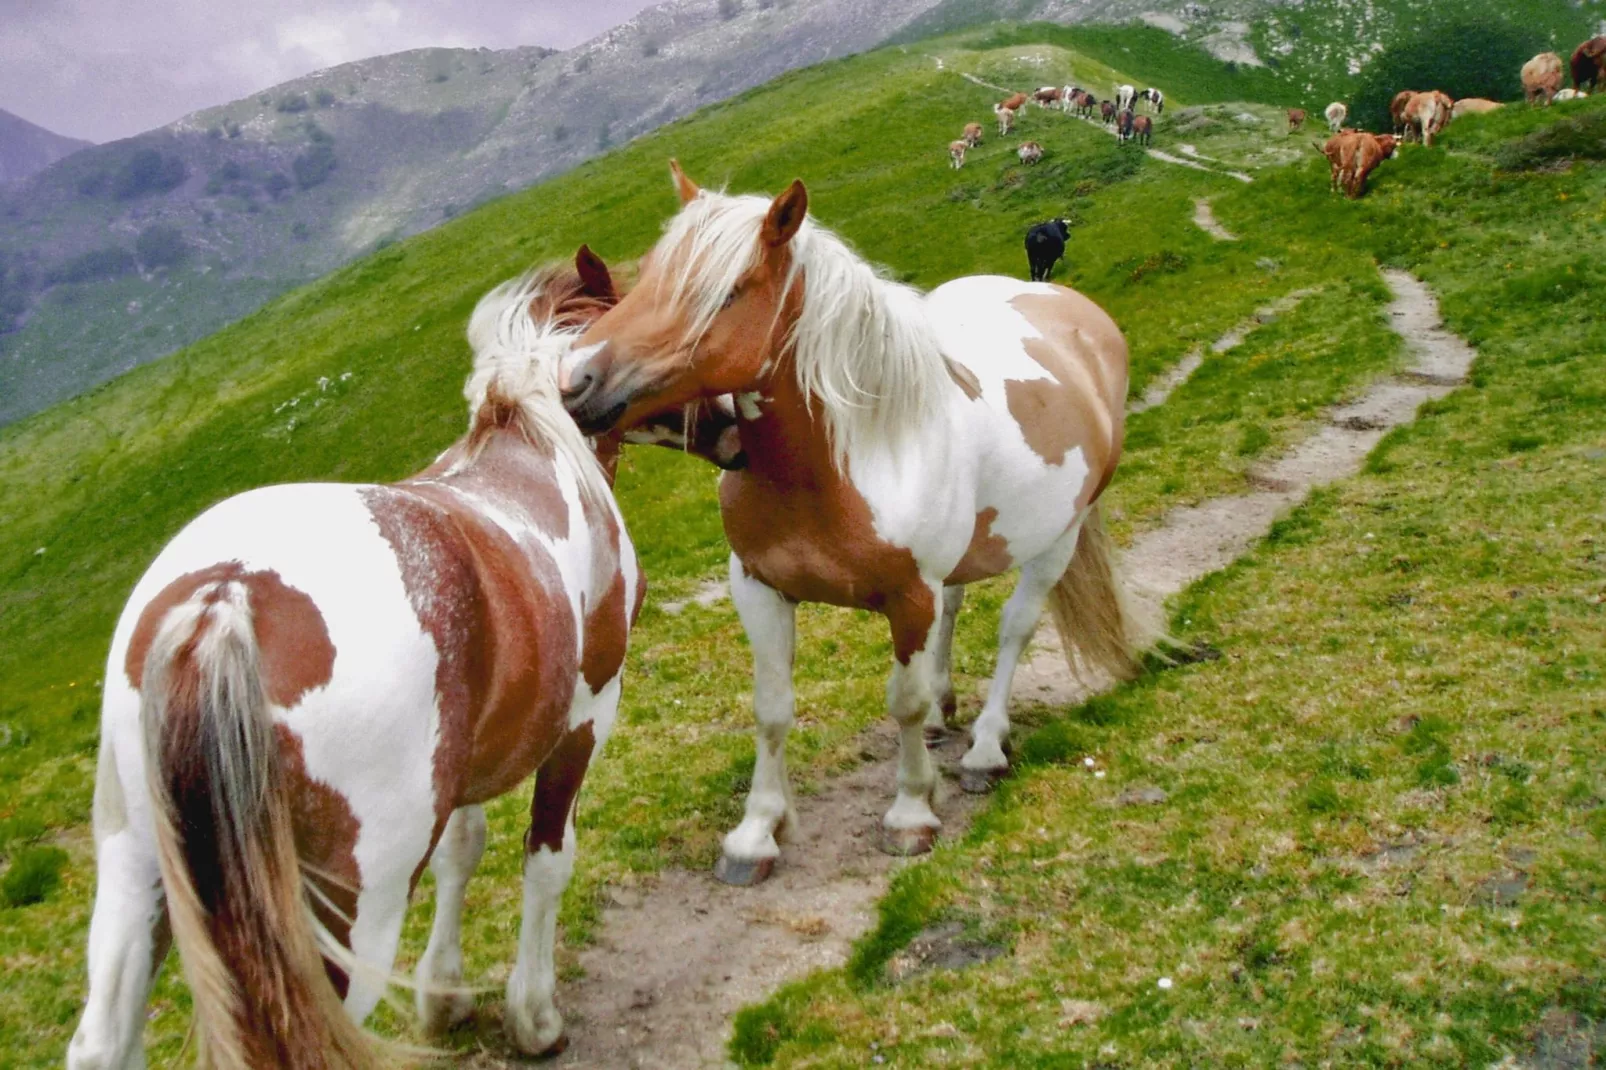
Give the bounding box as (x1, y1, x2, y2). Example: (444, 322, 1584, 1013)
(728, 100, 1606, 1066)
(1, 22, 1601, 1070)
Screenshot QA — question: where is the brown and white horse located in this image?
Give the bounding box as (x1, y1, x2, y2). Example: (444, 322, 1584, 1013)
(65, 252, 731, 1068)
(560, 163, 1155, 884)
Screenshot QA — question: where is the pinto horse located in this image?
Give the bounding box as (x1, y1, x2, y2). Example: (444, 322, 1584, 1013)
(560, 162, 1155, 884)
(66, 251, 734, 1068)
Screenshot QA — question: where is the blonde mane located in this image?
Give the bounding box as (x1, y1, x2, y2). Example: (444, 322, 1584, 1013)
(658, 190, 950, 472)
(463, 267, 613, 509)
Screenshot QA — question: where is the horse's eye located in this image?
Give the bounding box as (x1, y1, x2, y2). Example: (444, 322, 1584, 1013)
(721, 289, 738, 311)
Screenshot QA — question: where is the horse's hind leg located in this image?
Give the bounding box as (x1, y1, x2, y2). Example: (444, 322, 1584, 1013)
(68, 740, 169, 1070)
(506, 681, 617, 1058)
(959, 526, 1082, 793)
(416, 804, 487, 1034)
(925, 585, 965, 740)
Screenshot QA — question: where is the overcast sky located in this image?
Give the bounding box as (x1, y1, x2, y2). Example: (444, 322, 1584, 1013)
(0, 0, 660, 143)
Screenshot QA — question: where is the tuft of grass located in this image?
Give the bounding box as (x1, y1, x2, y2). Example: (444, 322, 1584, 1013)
(2, 847, 68, 909)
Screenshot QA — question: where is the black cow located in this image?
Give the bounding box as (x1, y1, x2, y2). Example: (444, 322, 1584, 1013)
(1025, 218, 1071, 282)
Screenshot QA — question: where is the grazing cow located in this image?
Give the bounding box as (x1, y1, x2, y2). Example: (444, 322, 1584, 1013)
(1072, 90, 1096, 118)
(1391, 90, 1417, 136)
(1033, 86, 1064, 108)
(1132, 114, 1153, 146)
(1404, 90, 1452, 146)
(1523, 52, 1564, 105)
(1017, 141, 1044, 165)
(1452, 97, 1504, 118)
(995, 104, 1017, 136)
(1287, 108, 1307, 131)
(1000, 92, 1029, 114)
(1024, 218, 1072, 281)
(1115, 84, 1136, 112)
(1319, 131, 1358, 193)
(949, 140, 968, 169)
(1572, 37, 1606, 92)
(1324, 101, 1348, 131)
(963, 122, 984, 147)
(1117, 108, 1136, 142)
(1139, 87, 1165, 114)
(1061, 86, 1081, 112)
(1553, 87, 1587, 102)
(1100, 99, 1117, 125)
(1345, 133, 1398, 198)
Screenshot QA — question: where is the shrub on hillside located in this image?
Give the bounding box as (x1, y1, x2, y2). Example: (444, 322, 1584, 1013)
(45, 246, 137, 286)
(264, 171, 292, 198)
(719, 0, 741, 18)
(292, 143, 337, 190)
(277, 94, 310, 113)
(111, 149, 187, 199)
(315, 88, 336, 107)
(135, 224, 187, 270)
(1351, 19, 1542, 132)
(1493, 110, 1606, 171)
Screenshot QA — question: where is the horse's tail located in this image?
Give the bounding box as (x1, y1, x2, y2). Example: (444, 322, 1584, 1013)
(1047, 501, 1165, 686)
(140, 582, 385, 1070)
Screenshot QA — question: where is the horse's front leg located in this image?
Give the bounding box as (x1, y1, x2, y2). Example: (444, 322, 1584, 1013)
(924, 584, 965, 739)
(882, 579, 947, 856)
(717, 553, 799, 886)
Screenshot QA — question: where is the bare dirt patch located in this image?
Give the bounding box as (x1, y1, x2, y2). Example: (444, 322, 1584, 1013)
(1191, 197, 1237, 241)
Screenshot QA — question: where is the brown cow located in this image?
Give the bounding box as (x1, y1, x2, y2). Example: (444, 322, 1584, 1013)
(1100, 99, 1117, 125)
(1522, 52, 1564, 105)
(1288, 108, 1307, 131)
(1390, 90, 1417, 136)
(948, 140, 968, 169)
(1017, 140, 1044, 165)
(1451, 97, 1503, 119)
(1132, 114, 1153, 146)
(1000, 92, 1029, 113)
(1033, 86, 1064, 108)
(1346, 133, 1398, 198)
(1320, 131, 1362, 193)
(962, 122, 984, 147)
(1572, 36, 1606, 93)
(1406, 90, 1453, 146)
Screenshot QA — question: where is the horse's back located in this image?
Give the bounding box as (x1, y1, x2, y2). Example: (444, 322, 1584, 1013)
(921, 276, 1128, 573)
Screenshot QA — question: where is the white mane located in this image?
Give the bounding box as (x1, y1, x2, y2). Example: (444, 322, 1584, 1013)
(463, 271, 613, 510)
(658, 189, 950, 472)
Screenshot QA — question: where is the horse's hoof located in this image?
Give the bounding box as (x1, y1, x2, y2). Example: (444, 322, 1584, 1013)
(879, 825, 937, 857)
(714, 853, 776, 886)
(535, 1033, 569, 1059)
(923, 724, 951, 745)
(959, 767, 1007, 794)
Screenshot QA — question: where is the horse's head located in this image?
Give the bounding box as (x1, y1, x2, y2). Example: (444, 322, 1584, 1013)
(560, 160, 808, 435)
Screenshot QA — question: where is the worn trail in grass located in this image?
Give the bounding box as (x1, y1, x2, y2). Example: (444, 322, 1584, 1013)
(528, 269, 1465, 1068)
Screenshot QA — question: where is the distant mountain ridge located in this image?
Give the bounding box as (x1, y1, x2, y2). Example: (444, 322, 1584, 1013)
(0, 109, 91, 185)
(0, 0, 1595, 427)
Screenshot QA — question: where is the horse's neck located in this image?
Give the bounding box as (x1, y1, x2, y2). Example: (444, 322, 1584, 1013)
(733, 366, 845, 495)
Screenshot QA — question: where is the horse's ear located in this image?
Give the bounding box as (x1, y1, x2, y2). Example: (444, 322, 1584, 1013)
(668, 158, 700, 205)
(762, 180, 808, 248)
(575, 244, 617, 302)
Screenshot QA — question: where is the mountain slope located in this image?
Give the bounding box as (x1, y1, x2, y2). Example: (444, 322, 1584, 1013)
(0, 110, 90, 185)
(0, 0, 945, 428)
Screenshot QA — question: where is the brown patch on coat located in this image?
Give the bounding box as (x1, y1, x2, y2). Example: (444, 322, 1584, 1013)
(945, 507, 1013, 585)
(946, 358, 982, 400)
(1004, 288, 1128, 504)
(1000, 92, 1028, 112)
(719, 361, 936, 664)
(526, 722, 596, 854)
(125, 563, 336, 709)
(580, 502, 631, 693)
(275, 724, 362, 996)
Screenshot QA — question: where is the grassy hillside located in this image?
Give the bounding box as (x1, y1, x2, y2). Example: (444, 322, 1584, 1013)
(733, 101, 1606, 1066)
(0, 19, 1601, 1069)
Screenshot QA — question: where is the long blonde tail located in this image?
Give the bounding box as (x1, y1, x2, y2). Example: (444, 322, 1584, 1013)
(1047, 502, 1166, 685)
(140, 582, 384, 1069)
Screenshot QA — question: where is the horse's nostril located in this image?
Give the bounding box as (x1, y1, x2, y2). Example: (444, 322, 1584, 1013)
(561, 370, 596, 404)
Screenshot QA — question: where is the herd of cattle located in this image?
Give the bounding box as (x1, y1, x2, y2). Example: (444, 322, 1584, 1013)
(1307, 38, 1604, 199)
(947, 81, 1164, 170)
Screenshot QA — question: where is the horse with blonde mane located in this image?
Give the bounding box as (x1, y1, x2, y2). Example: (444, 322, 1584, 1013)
(560, 162, 1156, 884)
(66, 249, 737, 1068)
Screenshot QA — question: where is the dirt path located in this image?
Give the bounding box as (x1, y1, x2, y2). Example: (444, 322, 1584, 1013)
(522, 270, 1473, 1068)
(1191, 197, 1237, 241)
